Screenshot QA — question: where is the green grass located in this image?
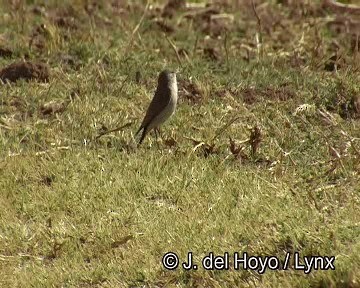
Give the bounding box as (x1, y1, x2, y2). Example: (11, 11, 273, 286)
(0, 0, 359, 287)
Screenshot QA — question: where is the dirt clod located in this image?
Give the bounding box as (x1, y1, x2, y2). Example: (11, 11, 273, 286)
(152, 19, 175, 33)
(203, 47, 221, 61)
(162, 0, 186, 18)
(324, 55, 344, 71)
(249, 125, 262, 156)
(241, 88, 260, 105)
(40, 100, 69, 116)
(0, 61, 50, 83)
(345, 95, 360, 119)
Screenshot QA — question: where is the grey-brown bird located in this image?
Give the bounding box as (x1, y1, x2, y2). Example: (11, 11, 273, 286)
(135, 70, 178, 144)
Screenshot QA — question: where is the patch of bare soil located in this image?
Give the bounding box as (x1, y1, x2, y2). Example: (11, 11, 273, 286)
(240, 87, 260, 105)
(262, 85, 296, 101)
(162, 0, 186, 18)
(201, 12, 234, 37)
(157, 1, 231, 37)
(351, 95, 360, 119)
(324, 81, 360, 120)
(57, 53, 82, 71)
(178, 78, 204, 104)
(182, 5, 232, 37)
(323, 54, 346, 71)
(0, 47, 13, 58)
(238, 85, 296, 105)
(339, 94, 360, 120)
(0, 61, 50, 83)
(50, 6, 80, 30)
(153, 19, 175, 34)
(29, 24, 48, 51)
(203, 47, 221, 61)
(2, 96, 33, 120)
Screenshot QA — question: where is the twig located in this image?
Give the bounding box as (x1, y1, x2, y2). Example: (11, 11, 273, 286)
(354, 33, 359, 70)
(251, 0, 262, 30)
(224, 32, 229, 70)
(192, 34, 199, 56)
(0, 253, 44, 262)
(0, 123, 13, 130)
(165, 34, 183, 68)
(182, 135, 207, 153)
(117, 75, 130, 95)
(251, 0, 262, 57)
(323, 0, 360, 15)
(131, 1, 149, 36)
(183, 135, 202, 144)
(211, 116, 241, 142)
(95, 122, 133, 140)
(35, 146, 70, 156)
(192, 142, 206, 152)
(307, 190, 321, 212)
(125, 1, 150, 53)
(340, 129, 360, 158)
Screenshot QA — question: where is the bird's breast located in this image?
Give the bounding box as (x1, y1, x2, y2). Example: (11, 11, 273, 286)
(169, 79, 178, 103)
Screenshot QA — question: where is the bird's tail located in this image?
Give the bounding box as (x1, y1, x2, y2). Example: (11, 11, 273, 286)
(139, 128, 147, 144)
(135, 126, 147, 145)
(135, 126, 142, 137)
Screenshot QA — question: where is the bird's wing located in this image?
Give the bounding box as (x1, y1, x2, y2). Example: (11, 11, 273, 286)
(139, 87, 170, 130)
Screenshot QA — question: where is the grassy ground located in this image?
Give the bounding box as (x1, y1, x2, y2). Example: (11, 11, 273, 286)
(0, 0, 359, 287)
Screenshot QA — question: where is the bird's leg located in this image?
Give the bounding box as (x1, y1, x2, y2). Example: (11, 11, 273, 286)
(154, 127, 160, 149)
(154, 128, 159, 141)
(157, 127, 163, 140)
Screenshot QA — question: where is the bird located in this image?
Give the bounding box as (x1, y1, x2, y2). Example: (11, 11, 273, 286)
(135, 70, 178, 145)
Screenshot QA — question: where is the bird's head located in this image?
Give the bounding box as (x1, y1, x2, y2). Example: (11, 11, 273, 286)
(158, 70, 177, 87)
